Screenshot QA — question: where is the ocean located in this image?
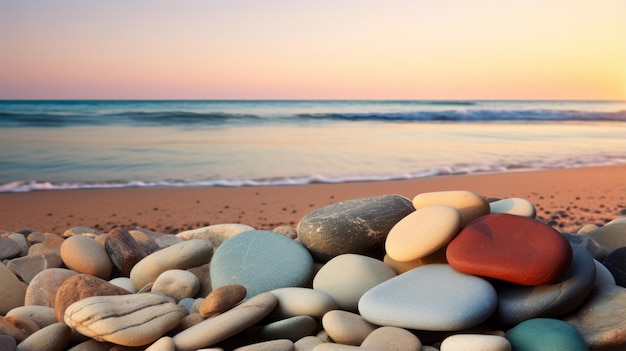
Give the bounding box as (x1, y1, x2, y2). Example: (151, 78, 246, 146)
(0, 100, 624, 193)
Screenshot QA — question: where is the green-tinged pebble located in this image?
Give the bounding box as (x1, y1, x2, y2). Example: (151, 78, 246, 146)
(507, 318, 588, 351)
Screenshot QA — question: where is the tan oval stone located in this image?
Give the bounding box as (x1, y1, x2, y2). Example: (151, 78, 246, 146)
(130, 239, 213, 290)
(152, 269, 200, 301)
(386, 205, 461, 262)
(234, 339, 294, 351)
(16, 322, 71, 351)
(587, 222, 626, 250)
(321, 310, 377, 346)
(412, 190, 489, 227)
(6, 306, 57, 328)
(25, 268, 77, 307)
(199, 284, 247, 317)
(439, 334, 511, 351)
(270, 287, 338, 319)
(145, 336, 176, 351)
(294, 336, 323, 351)
(64, 293, 187, 347)
(361, 326, 422, 351)
(0, 263, 26, 314)
(0, 316, 39, 343)
(176, 223, 255, 248)
(383, 245, 448, 274)
(60, 235, 112, 279)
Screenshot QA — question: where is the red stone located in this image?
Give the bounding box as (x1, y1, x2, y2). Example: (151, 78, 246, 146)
(446, 213, 572, 286)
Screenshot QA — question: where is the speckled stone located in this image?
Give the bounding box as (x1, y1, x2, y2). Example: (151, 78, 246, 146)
(298, 195, 414, 261)
(104, 227, 147, 277)
(491, 243, 595, 326)
(602, 247, 626, 287)
(447, 213, 572, 286)
(507, 318, 587, 351)
(0, 263, 27, 314)
(211, 230, 314, 298)
(412, 190, 490, 227)
(24, 268, 77, 307)
(358, 264, 497, 331)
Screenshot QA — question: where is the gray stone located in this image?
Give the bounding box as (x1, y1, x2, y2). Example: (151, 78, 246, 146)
(6, 306, 57, 329)
(0, 263, 26, 314)
(247, 315, 318, 342)
(211, 230, 314, 298)
(563, 232, 611, 261)
(298, 195, 414, 261)
(0, 237, 22, 259)
(0, 334, 16, 351)
(492, 243, 596, 326)
(587, 222, 626, 251)
(602, 247, 626, 287)
(16, 322, 71, 351)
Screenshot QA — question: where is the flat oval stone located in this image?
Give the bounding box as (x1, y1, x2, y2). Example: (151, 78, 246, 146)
(234, 339, 294, 351)
(145, 336, 175, 351)
(594, 259, 616, 286)
(440, 334, 511, 351)
(15, 322, 71, 351)
(211, 230, 314, 298)
(6, 306, 57, 328)
(603, 247, 626, 287)
(298, 195, 414, 261)
(60, 235, 112, 279)
(199, 284, 247, 317)
(247, 315, 318, 342)
(322, 310, 377, 346)
(294, 336, 323, 350)
(0, 237, 21, 259)
(360, 326, 422, 351)
(177, 223, 255, 248)
(130, 239, 213, 290)
(104, 227, 147, 277)
(0, 263, 27, 314)
(152, 269, 200, 301)
(64, 293, 187, 347)
(358, 264, 497, 331)
(507, 318, 587, 351)
(564, 284, 626, 349)
(383, 246, 448, 274)
(172, 292, 277, 351)
(386, 205, 461, 262)
(587, 221, 626, 251)
(412, 190, 489, 227)
(492, 243, 595, 326)
(488, 197, 536, 218)
(447, 213, 572, 286)
(54, 274, 132, 322)
(313, 254, 396, 311)
(7, 254, 53, 284)
(25, 268, 77, 307)
(270, 287, 338, 318)
(8, 233, 29, 256)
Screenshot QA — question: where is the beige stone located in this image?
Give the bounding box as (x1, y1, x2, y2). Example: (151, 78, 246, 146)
(152, 269, 200, 301)
(176, 223, 255, 248)
(587, 222, 626, 251)
(383, 245, 448, 274)
(60, 235, 112, 279)
(321, 310, 377, 346)
(234, 339, 295, 351)
(489, 197, 536, 218)
(0, 263, 26, 314)
(16, 323, 71, 351)
(412, 190, 489, 227)
(270, 287, 338, 319)
(199, 284, 247, 317)
(361, 326, 422, 351)
(145, 336, 176, 351)
(6, 306, 57, 328)
(294, 336, 323, 351)
(440, 334, 511, 351)
(24, 268, 77, 307)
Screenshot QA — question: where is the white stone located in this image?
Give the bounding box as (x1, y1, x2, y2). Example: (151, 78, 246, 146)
(270, 287, 338, 318)
(489, 198, 536, 218)
(152, 269, 201, 301)
(440, 334, 511, 351)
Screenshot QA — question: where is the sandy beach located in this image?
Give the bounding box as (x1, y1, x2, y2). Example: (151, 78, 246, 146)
(1, 165, 624, 235)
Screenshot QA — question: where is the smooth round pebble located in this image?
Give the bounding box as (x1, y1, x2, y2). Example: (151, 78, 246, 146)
(247, 315, 318, 342)
(412, 190, 490, 227)
(145, 336, 176, 351)
(234, 339, 294, 351)
(0, 334, 16, 351)
(489, 197, 536, 218)
(322, 310, 378, 346)
(6, 306, 57, 328)
(602, 247, 626, 287)
(176, 223, 255, 247)
(199, 284, 247, 317)
(593, 259, 616, 286)
(294, 336, 323, 350)
(270, 287, 338, 318)
(587, 222, 626, 250)
(361, 326, 422, 351)
(440, 334, 511, 351)
(313, 254, 396, 311)
(16, 322, 71, 351)
(358, 264, 497, 331)
(25, 268, 77, 307)
(109, 277, 138, 292)
(152, 269, 200, 301)
(0, 237, 21, 259)
(0, 261, 27, 314)
(211, 230, 314, 298)
(60, 235, 112, 279)
(507, 318, 588, 351)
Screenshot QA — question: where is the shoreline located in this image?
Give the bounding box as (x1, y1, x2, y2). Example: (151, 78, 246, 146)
(0, 164, 624, 235)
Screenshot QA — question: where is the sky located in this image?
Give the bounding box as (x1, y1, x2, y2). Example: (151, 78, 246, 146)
(0, 0, 624, 100)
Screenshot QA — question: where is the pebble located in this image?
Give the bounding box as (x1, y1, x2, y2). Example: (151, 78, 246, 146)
(0, 262, 27, 314)
(16, 322, 71, 351)
(385, 205, 461, 262)
(602, 247, 626, 287)
(64, 293, 187, 347)
(564, 284, 626, 349)
(8, 233, 29, 256)
(108, 276, 138, 292)
(24, 268, 76, 307)
(270, 287, 338, 319)
(439, 334, 511, 351)
(6, 305, 57, 328)
(488, 197, 536, 218)
(7, 254, 58, 284)
(172, 292, 278, 351)
(54, 273, 132, 322)
(447, 213, 572, 286)
(313, 254, 396, 311)
(383, 246, 448, 274)
(412, 190, 489, 227)
(586, 221, 626, 251)
(234, 339, 295, 351)
(593, 259, 616, 286)
(176, 223, 256, 248)
(294, 336, 323, 351)
(152, 269, 200, 301)
(247, 315, 318, 342)
(0, 237, 22, 259)
(145, 336, 176, 351)
(199, 284, 247, 317)
(492, 243, 595, 326)
(360, 326, 422, 351)
(0, 334, 16, 351)
(273, 225, 299, 239)
(155, 234, 184, 248)
(358, 264, 497, 331)
(104, 227, 147, 276)
(297, 195, 414, 261)
(506, 318, 588, 351)
(321, 310, 377, 346)
(60, 235, 112, 279)
(62, 226, 101, 237)
(210, 230, 314, 298)
(562, 232, 611, 261)
(130, 239, 213, 291)
(0, 316, 37, 344)
(129, 227, 162, 254)
(312, 344, 362, 351)
(577, 223, 599, 234)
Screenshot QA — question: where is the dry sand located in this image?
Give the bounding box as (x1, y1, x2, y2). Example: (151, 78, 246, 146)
(0, 165, 624, 235)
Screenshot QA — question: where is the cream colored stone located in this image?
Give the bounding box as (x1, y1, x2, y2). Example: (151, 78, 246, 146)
(383, 245, 448, 274)
(6, 306, 57, 328)
(386, 206, 461, 262)
(60, 235, 112, 279)
(152, 269, 200, 301)
(145, 336, 176, 351)
(64, 293, 187, 347)
(321, 310, 377, 346)
(234, 339, 294, 351)
(176, 223, 255, 248)
(361, 326, 422, 351)
(0, 263, 26, 314)
(412, 190, 489, 227)
(109, 277, 138, 293)
(440, 334, 511, 351)
(270, 287, 338, 318)
(489, 197, 536, 218)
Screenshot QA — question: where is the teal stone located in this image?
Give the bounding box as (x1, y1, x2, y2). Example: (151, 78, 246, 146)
(210, 230, 314, 298)
(507, 318, 588, 351)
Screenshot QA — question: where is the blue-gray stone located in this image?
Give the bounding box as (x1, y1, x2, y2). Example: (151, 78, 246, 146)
(602, 247, 626, 287)
(492, 243, 595, 327)
(297, 195, 414, 261)
(210, 230, 314, 298)
(246, 315, 318, 342)
(358, 264, 497, 331)
(507, 318, 588, 351)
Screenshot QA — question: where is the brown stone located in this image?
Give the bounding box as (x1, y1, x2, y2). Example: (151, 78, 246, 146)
(129, 228, 162, 254)
(24, 268, 77, 307)
(7, 254, 61, 284)
(54, 274, 132, 322)
(104, 227, 147, 276)
(0, 315, 39, 343)
(16, 322, 71, 351)
(0, 334, 16, 351)
(199, 284, 247, 317)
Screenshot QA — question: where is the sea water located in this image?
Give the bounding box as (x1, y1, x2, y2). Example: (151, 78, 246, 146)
(0, 100, 624, 192)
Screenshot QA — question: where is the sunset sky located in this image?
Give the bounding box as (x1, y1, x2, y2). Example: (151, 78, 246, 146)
(1, 0, 624, 100)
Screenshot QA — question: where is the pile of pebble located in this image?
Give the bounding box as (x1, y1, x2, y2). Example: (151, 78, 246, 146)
(1, 190, 625, 351)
